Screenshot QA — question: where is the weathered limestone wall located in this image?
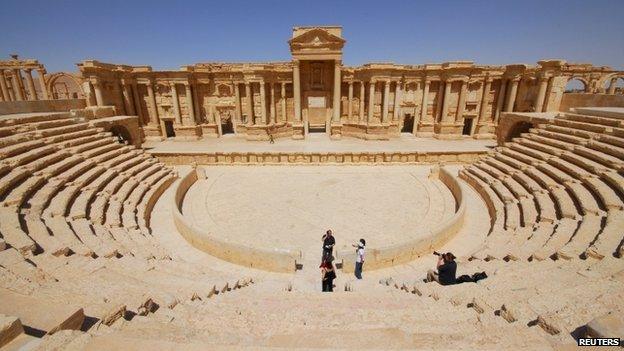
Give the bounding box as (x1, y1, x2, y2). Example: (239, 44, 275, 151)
(559, 93, 624, 112)
(70, 105, 144, 147)
(172, 168, 302, 272)
(337, 167, 466, 272)
(0, 98, 85, 115)
(496, 112, 556, 145)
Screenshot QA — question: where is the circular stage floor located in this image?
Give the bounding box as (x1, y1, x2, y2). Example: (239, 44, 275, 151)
(183, 165, 456, 258)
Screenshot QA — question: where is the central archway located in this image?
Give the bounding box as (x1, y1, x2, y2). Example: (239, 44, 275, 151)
(564, 78, 588, 93)
(46, 72, 85, 99)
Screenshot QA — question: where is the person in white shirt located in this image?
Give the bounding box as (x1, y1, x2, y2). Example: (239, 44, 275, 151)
(352, 238, 366, 279)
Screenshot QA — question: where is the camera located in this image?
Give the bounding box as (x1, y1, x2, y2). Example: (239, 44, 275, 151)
(433, 251, 441, 256)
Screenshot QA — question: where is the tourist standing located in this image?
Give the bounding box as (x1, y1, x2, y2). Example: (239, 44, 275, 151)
(320, 255, 336, 292)
(352, 238, 366, 279)
(322, 229, 335, 260)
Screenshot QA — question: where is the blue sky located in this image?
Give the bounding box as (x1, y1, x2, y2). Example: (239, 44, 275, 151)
(1, 0, 622, 72)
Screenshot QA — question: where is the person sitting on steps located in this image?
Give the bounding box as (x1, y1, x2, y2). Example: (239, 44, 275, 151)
(425, 251, 457, 285)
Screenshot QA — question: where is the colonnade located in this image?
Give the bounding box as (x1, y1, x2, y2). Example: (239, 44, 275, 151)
(0, 67, 49, 102)
(89, 77, 295, 130)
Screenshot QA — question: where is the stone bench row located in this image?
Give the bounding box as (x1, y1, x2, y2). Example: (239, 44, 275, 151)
(466, 111, 624, 259)
(0, 116, 175, 261)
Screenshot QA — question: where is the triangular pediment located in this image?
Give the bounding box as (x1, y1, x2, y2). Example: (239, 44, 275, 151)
(289, 28, 345, 48)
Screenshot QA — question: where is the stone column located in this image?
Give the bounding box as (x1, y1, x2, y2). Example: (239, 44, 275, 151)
(347, 81, 353, 120)
(131, 82, 143, 123)
(234, 82, 242, 124)
(245, 82, 253, 125)
(293, 60, 301, 122)
(393, 81, 402, 121)
(146, 81, 159, 124)
(122, 81, 135, 115)
(441, 80, 452, 122)
(170, 83, 181, 123)
(117, 83, 127, 115)
(332, 60, 341, 122)
(0, 70, 10, 102)
(368, 80, 375, 123)
(359, 81, 365, 122)
(608, 77, 618, 95)
(280, 82, 287, 122)
(381, 80, 390, 123)
(456, 79, 468, 122)
(260, 81, 267, 124)
(93, 80, 104, 106)
(269, 82, 276, 124)
(479, 78, 492, 122)
(24, 69, 37, 100)
(435, 81, 445, 122)
(535, 77, 549, 112)
(420, 79, 430, 123)
(184, 82, 196, 125)
(193, 82, 201, 123)
(11, 70, 24, 101)
(505, 77, 520, 112)
(36, 69, 49, 100)
(494, 79, 507, 123)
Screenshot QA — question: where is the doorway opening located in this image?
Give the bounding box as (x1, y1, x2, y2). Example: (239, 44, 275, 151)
(308, 122, 326, 133)
(222, 117, 234, 135)
(164, 121, 176, 138)
(401, 114, 414, 133)
(462, 118, 474, 136)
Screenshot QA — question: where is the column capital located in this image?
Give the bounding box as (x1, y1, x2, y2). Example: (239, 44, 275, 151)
(120, 78, 134, 86)
(23, 68, 32, 73)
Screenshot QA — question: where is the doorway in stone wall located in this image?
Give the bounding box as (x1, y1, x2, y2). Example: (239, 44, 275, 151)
(401, 114, 414, 133)
(222, 117, 234, 135)
(164, 121, 176, 138)
(462, 118, 473, 136)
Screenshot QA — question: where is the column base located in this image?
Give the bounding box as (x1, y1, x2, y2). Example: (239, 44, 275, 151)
(416, 121, 435, 134)
(292, 122, 305, 140)
(330, 122, 342, 140)
(474, 122, 496, 136)
(434, 122, 463, 137)
(200, 123, 220, 138)
(173, 125, 202, 141)
(142, 124, 163, 141)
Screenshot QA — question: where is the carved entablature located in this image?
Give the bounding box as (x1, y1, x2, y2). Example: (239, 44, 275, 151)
(289, 26, 345, 61)
(0, 55, 46, 71)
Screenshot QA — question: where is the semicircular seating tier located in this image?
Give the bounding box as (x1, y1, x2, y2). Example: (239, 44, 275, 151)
(460, 108, 624, 262)
(0, 111, 255, 344)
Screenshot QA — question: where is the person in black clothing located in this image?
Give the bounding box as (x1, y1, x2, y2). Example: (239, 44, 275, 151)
(320, 255, 336, 292)
(426, 252, 457, 285)
(322, 229, 335, 259)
